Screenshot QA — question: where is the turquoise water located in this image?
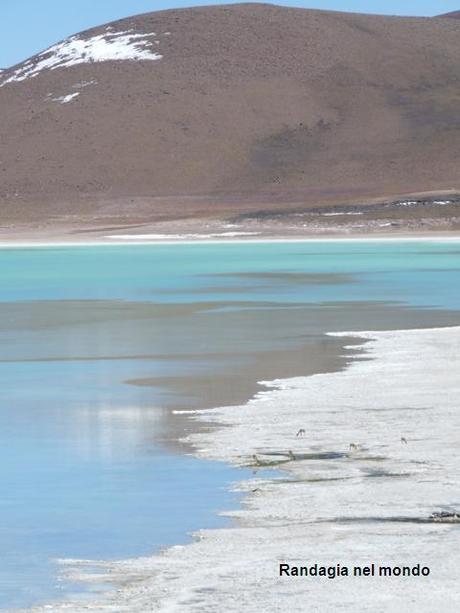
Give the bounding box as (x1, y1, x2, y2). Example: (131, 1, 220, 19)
(1, 241, 460, 307)
(1, 240, 460, 609)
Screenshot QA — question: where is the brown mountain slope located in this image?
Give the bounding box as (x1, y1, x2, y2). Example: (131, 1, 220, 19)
(1, 3, 460, 224)
(438, 11, 460, 18)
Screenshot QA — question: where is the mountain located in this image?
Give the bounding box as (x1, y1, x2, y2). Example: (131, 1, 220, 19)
(438, 11, 460, 18)
(1, 3, 460, 225)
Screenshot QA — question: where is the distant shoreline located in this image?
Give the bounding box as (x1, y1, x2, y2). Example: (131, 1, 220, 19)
(1, 230, 460, 248)
(1, 202, 459, 247)
(1, 186, 459, 246)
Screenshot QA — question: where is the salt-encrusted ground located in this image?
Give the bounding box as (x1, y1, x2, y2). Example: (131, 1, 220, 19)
(24, 326, 460, 612)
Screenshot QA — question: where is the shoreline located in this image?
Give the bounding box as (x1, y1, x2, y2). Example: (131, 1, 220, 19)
(1, 232, 460, 248)
(1, 190, 459, 247)
(22, 324, 460, 612)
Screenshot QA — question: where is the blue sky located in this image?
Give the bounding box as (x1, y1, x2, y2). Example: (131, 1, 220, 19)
(1, 1, 459, 67)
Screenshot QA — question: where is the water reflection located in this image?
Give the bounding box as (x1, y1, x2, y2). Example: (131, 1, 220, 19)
(71, 404, 164, 461)
(0, 352, 246, 609)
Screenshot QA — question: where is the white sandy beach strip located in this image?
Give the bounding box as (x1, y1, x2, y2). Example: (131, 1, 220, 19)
(105, 232, 261, 240)
(26, 326, 460, 612)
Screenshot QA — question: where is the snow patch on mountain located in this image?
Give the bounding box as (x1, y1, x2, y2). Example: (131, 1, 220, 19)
(74, 79, 97, 88)
(51, 92, 80, 105)
(45, 80, 96, 104)
(0, 30, 163, 87)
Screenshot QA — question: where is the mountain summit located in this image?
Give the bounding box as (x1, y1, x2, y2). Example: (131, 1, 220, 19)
(1, 3, 460, 224)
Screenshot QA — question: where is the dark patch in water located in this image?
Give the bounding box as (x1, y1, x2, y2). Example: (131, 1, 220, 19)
(362, 468, 411, 479)
(205, 271, 355, 285)
(356, 455, 388, 462)
(263, 450, 348, 460)
(362, 406, 431, 413)
(276, 476, 355, 484)
(325, 515, 460, 525)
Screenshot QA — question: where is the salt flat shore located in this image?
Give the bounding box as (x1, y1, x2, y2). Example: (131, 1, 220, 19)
(22, 325, 460, 613)
(1, 231, 460, 248)
(0, 194, 460, 246)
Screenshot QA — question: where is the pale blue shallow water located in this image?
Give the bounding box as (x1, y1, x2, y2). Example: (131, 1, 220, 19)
(1, 240, 460, 609)
(0, 359, 251, 609)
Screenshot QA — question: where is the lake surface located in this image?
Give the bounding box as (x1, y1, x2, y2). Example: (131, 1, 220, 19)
(1, 240, 460, 609)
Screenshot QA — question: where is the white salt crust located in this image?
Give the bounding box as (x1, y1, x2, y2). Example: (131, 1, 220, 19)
(24, 326, 460, 612)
